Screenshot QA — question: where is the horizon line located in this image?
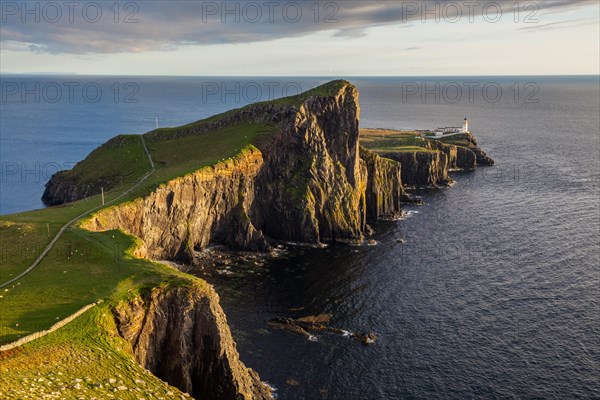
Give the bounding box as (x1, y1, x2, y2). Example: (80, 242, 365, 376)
(1, 73, 599, 78)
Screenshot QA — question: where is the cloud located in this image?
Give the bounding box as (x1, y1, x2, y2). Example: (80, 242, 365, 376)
(519, 18, 598, 32)
(0, 0, 597, 54)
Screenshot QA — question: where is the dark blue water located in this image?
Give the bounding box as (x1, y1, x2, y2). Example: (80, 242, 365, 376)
(1, 76, 599, 399)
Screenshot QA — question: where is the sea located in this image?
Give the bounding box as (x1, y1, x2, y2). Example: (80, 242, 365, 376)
(1, 76, 598, 399)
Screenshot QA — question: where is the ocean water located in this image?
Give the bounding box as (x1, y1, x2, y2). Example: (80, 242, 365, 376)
(1, 76, 599, 399)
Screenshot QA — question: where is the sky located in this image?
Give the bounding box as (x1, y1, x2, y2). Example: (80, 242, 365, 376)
(0, 1, 599, 76)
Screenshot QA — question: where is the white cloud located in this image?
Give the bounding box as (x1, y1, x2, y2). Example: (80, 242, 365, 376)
(1, 1, 598, 75)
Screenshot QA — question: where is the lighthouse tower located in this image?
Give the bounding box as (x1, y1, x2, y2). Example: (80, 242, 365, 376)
(462, 117, 469, 133)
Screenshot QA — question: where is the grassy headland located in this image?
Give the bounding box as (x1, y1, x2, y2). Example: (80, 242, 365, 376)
(0, 81, 360, 398)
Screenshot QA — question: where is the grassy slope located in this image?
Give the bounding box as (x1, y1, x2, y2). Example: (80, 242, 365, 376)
(51, 135, 150, 193)
(0, 221, 61, 282)
(0, 226, 198, 396)
(360, 128, 436, 153)
(144, 123, 276, 191)
(436, 133, 472, 147)
(0, 121, 278, 343)
(0, 108, 287, 344)
(1, 228, 176, 342)
(0, 300, 191, 399)
(0, 80, 352, 397)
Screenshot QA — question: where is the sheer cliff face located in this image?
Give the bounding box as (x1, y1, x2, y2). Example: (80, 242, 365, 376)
(250, 84, 368, 243)
(359, 147, 403, 220)
(113, 285, 271, 400)
(380, 151, 452, 187)
(378, 140, 482, 187)
(82, 148, 266, 261)
(81, 82, 398, 259)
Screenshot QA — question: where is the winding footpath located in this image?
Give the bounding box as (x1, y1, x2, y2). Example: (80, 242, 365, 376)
(0, 135, 155, 290)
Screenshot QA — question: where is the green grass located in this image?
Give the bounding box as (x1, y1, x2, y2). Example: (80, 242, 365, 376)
(7, 192, 114, 225)
(0, 221, 60, 282)
(145, 123, 276, 188)
(0, 213, 203, 397)
(0, 227, 189, 344)
(50, 135, 150, 194)
(268, 79, 350, 106)
(436, 133, 471, 147)
(360, 128, 436, 154)
(0, 305, 189, 399)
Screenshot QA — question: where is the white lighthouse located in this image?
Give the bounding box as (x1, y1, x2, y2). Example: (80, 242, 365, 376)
(431, 118, 471, 137)
(462, 117, 469, 133)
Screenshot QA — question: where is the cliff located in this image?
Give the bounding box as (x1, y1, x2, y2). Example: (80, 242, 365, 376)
(42, 135, 146, 205)
(113, 284, 271, 400)
(378, 142, 477, 187)
(427, 140, 477, 171)
(359, 146, 403, 219)
(360, 129, 493, 187)
(249, 84, 368, 243)
(378, 150, 452, 187)
(81, 147, 267, 261)
(463, 132, 495, 166)
(436, 132, 494, 167)
(42, 171, 98, 206)
(80, 81, 404, 261)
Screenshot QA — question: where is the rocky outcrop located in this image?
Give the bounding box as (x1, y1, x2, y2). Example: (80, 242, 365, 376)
(249, 84, 368, 244)
(113, 284, 271, 400)
(379, 150, 452, 187)
(359, 146, 403, 220)
(81, 147, 267, 262)
(42, 135, 139, 206)
(369, 134, 491, 187)
(267, 316, 377, 345)
(455, 145, 478, 170)
(427, 140, 477, 171)
(463, 133, 495, 166)
(42, 172, 99, 206)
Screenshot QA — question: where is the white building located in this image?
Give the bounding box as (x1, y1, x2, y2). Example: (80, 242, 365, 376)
(432, 118, 470, 137)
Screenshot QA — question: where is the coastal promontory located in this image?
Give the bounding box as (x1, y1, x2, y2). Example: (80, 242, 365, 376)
(1, 80, 494, 400)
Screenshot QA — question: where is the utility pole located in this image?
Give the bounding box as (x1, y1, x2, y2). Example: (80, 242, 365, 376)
(101, 187, 105, 205)
(47, 223, 50, 237)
